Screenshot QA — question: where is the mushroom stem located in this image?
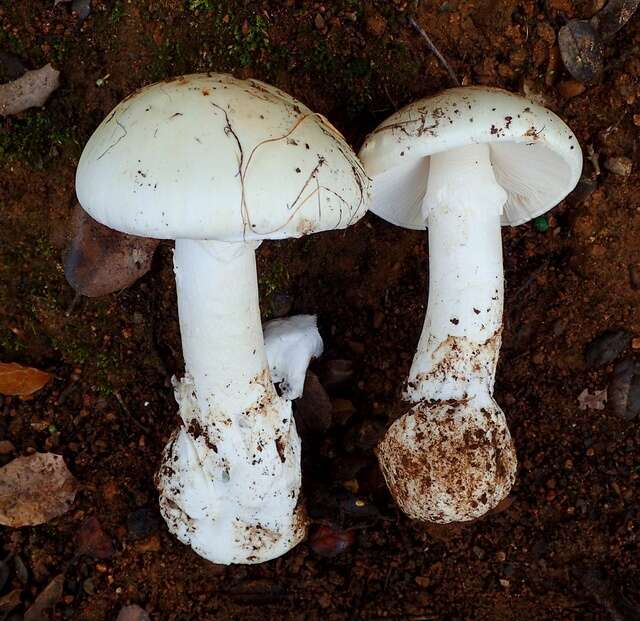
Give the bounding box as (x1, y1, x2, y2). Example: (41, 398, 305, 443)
(405, 143, 507, 403)
(158, 239, 306, 564)
(174, 239, 274, 418)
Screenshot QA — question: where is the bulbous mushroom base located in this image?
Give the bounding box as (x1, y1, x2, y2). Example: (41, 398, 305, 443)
(156, 377, 307, 564)
(377, 398, 516, 523)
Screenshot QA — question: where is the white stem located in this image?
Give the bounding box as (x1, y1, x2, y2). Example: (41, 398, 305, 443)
(174, 239, 273, 418)
(405, 143, 507, 403)
(158, 239, 306, 565)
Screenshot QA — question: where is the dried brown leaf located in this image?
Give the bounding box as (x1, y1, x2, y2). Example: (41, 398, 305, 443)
(558, 20, 604, 82)
(64, 204, 159, 297)
(591, 0, 640, 39)
(0, 453, 77, 527)
(0, 362, 51, 397)
(0, 64, 60, 116)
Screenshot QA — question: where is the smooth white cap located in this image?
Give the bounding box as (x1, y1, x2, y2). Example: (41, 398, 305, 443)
(359, 86, 583, 228)
(76, 74, 370, 241)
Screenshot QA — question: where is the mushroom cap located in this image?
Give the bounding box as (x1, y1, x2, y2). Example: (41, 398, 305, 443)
(359, 86, 582, 228)
(376, 397, 516, 523)
(76, 74, 370, 241)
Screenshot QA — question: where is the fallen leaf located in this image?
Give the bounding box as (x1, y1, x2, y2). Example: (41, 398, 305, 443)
(0, 589, 21, 618)
(116, 604, 151, 621)
(0, 453, 77, 527)
(64, 204, 159, 297)
(577, 388, 608, 410)
(24, 573, 64, 621)
(558, 20, 604, 82)
(0, 362, 51, 397)
(77, 516, 114, 559)
(0, 64, 60, 116)
(591, 0, 640, 39)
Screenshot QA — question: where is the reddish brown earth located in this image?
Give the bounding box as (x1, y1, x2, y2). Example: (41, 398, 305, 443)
(1, 1, 639, 619)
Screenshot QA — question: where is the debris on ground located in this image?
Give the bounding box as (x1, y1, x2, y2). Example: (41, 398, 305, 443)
(0, 362, 51, 397)
(0, 453, 77, 527)
(0, 64, 60, 116)
(63, 205, 159, 298)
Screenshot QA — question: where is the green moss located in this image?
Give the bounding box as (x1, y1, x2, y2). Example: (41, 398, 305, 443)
(0, 112, 74, 166)
(188, 0, 216, 10)
(304, 41, 336, 74)
(230, 15, 270, 68)
(0, 330, 25, 358)
(259, 260, 289, 298)
(111, 0, 125, 24)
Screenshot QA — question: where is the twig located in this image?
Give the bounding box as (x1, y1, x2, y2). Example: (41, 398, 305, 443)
(408, 16, 460, 87)
(65, 292, 81, 317)
(114, 390, 150, 434)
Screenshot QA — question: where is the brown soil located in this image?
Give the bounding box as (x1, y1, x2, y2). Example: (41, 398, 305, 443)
(1, 0, 639, 619)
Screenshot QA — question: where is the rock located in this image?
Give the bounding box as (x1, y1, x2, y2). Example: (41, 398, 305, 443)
(309, 524, 356, 557)
(135, 535, 161, 553)
(77, 516, 114, 559)
(584, 329, 630, 368)
(293, 371, 332, 436)
(558, 80, 586, 98)
(604, 156, 633, 176)
(314, 13, 326, 32)
(71, 0, 91, 20)
(366, 13, 387, 36)
(608, 357, 640, 421)
(127, 507, 161, 540)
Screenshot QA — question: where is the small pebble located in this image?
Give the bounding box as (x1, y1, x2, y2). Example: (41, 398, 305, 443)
(0, 440, 15, 455)
(309, 524, 355, 557)
(584, 329, 630, 368)
(558, 80, 586, 98)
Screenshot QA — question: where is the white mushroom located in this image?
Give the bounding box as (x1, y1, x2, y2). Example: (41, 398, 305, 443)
(76, 74, 370, 563)
(359, 86, 582, 523)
